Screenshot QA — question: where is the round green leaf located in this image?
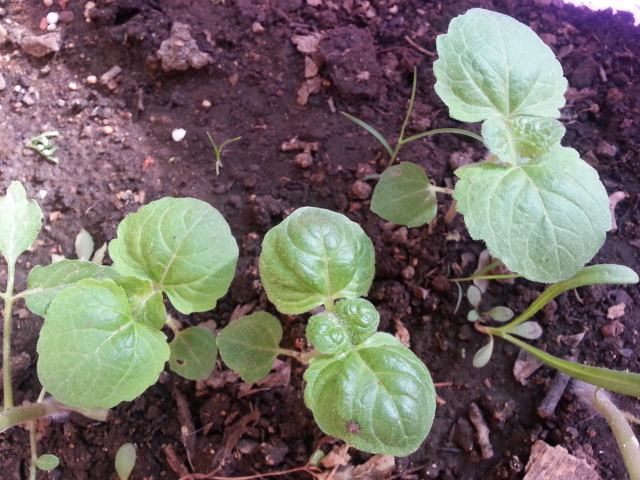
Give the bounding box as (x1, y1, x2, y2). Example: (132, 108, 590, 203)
(115, 443, 136, 480)
(109, 197, 238, 315)
(260, 207, 375, 314)
(25, 260, 120, 316)
(217, 312, 283, 383)
(304, 333, 436, 456)
(35, 454, 59, 471)
(454, 146, 611, 283)
(169, 326, 218, 380)
(307, 313, 352, 355)
(466, 285, 482, 309)
(335, 298, 379, 344)
(37, 279, 170, 409)
(433, 9, 567, 122)
(0, 182, 42, 264)
(371, 163, 437, 228)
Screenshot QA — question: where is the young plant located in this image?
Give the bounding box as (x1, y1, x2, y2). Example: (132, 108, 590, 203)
(26, 131, 60, 164)
(345, 8, 611, 284)
(0, 182, 239, 477)
(206, 132, 242, 175)
(216, 207, 437, 456)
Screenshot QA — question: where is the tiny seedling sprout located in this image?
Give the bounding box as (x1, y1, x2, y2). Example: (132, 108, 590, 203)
(26, 131, 60, 164)
(206, 132, 241, 175)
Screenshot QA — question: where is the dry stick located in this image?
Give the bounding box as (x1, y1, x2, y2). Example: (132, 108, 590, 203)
(469, 403, 494, 459)
(537, 356, 575, 418)
(404, 35, 436, 57)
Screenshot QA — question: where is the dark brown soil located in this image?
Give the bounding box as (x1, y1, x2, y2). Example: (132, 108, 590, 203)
(0, 1, 639, 479)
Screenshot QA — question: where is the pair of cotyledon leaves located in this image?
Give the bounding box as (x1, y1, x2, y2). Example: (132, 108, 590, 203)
(372, 9, 611, 283)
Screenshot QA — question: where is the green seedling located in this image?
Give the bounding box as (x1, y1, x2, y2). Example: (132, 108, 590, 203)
(206, 132, 241, 175)
(345, 8, 611, 284)
(216, 207, 437, 456)
(465, 284, 515, 324)
(26, 131, 60, 164)
(115, 443, 137, 480)
(0, 182, 238, 478)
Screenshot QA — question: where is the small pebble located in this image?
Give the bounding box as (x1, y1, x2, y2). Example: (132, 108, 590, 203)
(86, 75, 97, 84)
(56, 99, 65, 107)
(201, 99, 212, 109)
(43, 0, 53, 6)
(68, 81, 78, 90)
(252, 21, 265, 34)
(102, 125, 114, 135)
(172, 128, 186, 142)
(46, 12, 59, 24)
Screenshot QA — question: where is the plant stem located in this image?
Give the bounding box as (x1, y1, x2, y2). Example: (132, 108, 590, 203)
(276, 348, 321, 365)
(3, 260, 16, 409)
(402, 128, 485, 145)
(387, 69, 419, 168)
(431, 186, 455, 195)
(29, 420, 38, 480)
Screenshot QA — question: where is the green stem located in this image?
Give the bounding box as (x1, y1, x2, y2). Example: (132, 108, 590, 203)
(431, 186, 455, 195)
(590, 387, 640, 480)
(275, 348, 321, 365)
(29, 420, 38, 480)
(387, 69, 419, 168)
(0, 399, 109, 433)
(3, 261, 16, 409)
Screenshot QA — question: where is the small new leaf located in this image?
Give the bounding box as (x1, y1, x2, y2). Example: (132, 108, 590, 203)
(109, 197, 239, 314)
(217, 312, 283, 383)
(371, 163, 437, 228)
(334, 298, 379, 344)
(304, 333, 436, 456)
(260, 207, 375, 314)
(37, 279, 170, 409)
(0, 182, 42, 264)
(115, 443, 136, 480)
(35, 454, 59, 471)
(472, 336, 494, 368)
(169, 326, 218, 381)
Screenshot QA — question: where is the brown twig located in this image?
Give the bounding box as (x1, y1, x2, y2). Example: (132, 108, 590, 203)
(404, 35, 436, 57)
(178, 465, 322, 480)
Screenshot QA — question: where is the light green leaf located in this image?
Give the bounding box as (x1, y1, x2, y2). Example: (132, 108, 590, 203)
(304, 332, 436, 456)
(307, 313, 352, 355)
(169, 326, 218, 381)
(482, 116, 565, 164)
(498, 332, 640, 397)
(75, 228, 95, 261)
(35, 454, 59, 471)
(454, 146, 611, 282)
(472, 336, 494, 368)
(109, 197, 238, 314)
(115, 443, 136, 480)
(37, 279, 170, 409)
(507, 321, 542, 339)
(334, 298, 379, 344)
(433, 9, 567, 122)
(113, 276, 166, 329)
(0, 182, 42, 264)
(467, 310, 480, 322)
(466, 285, 482, 309)
(371, 163, 437, 228)
(260, 207, 375, 314)
(25, 260, 120, 316)
(217, 312, 282, 383)
(485, 306, 514, 322)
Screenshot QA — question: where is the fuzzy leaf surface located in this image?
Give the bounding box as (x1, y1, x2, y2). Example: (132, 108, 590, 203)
(217, 312, 282, 383)
(37, 279, 169, 409)
(454, 146, 611, 282)
(260, 207, 374, 314)
(0, 182, 42, 264)
(169, 326, 218, 381)
(113, 276, 166, 329)
(25, 260, 119, 316)
(109, 197, 238, 314)
(433, 9, 567, 122)
(304, 333, 436, 456)
(335, 298, 380, 344)
(371, 163, 437, 228)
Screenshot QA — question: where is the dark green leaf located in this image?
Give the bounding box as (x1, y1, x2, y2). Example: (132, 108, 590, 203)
(169, 326, 218, 381)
